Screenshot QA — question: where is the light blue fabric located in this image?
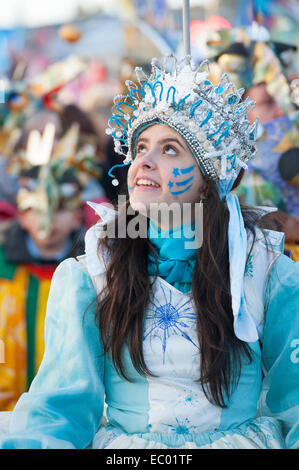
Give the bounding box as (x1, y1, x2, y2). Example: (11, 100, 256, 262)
(220, 341, 262, 431)
(216, 176, 237, 201)
(216, 170, 259, 343)
(261, 254, 299, 449)
(226, 193, 259, 342)
(104, 345, 150, 434)
(147, 219, 197, 294)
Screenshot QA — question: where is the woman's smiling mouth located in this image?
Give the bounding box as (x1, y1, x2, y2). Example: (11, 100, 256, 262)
(135, 177, 161, 190)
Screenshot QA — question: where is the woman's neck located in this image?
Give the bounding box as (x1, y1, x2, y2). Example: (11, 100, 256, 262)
(148, 202, 203, 233)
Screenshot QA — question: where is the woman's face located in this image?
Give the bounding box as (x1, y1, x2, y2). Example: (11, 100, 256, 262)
(128, 124, 205, 216)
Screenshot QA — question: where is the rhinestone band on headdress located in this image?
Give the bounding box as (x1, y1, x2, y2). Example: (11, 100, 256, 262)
(106, 55, 259, 186)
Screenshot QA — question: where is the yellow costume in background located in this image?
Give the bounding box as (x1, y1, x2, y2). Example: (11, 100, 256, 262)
(0, 244, 53, 411)
(284, 242, 299, 262)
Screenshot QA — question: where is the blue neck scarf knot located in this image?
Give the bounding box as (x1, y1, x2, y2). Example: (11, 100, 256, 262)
(147, 219, 197, 293)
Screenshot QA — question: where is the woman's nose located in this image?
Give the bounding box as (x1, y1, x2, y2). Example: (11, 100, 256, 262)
(139, 150, 157, 170)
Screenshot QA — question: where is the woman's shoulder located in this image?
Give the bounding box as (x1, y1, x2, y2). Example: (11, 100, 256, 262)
(244, 227, 284, 280)
(83, 203, 116, 278)
(52, 257, 97, 293)
(247, 227, 285, 255)
(243, 228, 288, 339)
(266, 249, 298, 295)
(44, 257, 98, 333)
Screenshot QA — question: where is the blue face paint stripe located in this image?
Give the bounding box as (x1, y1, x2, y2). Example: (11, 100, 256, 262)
(175, 176, 194, 187)
(170, 184, 193, 196)
(180, 165, 195, 175)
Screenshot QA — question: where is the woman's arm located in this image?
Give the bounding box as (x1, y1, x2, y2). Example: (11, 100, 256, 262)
(0, 258, 105, 449)
(260, 254, 299, 449)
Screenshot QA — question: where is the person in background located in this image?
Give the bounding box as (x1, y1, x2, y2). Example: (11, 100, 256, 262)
(0, 57, 110, 220)
(209, 23, 299, 260)
(0, 119, 105, 411)
(276, 147, 299, 260)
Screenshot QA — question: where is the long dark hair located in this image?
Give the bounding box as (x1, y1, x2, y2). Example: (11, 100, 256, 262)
(94, 170, 267, 407)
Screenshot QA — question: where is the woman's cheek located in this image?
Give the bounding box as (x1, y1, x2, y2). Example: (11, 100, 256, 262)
(164, 165, 196, 199)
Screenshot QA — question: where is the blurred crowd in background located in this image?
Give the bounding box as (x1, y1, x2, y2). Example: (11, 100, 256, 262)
(0, 0, 298, 411)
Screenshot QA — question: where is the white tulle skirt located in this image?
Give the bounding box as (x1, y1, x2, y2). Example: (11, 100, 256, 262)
(92, 417, 285, 449)
(0, 411, 285, 449)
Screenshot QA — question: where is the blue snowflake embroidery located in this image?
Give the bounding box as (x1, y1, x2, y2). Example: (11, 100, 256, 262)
(143, 284, 198, 363)
(164, 417, 198, 434)
(245, 254, 254, 278)
(182, 389, 201, 408)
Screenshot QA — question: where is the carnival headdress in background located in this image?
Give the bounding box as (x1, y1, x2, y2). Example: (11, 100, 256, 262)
(7, 121, 100, 237)
(209, 22, 294, 114)
(207, 21, 298, 219)
(0, 51, 102, 236)
(0, 55, 86, 160)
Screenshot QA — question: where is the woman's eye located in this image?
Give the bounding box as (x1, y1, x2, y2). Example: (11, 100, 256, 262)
(164, 145, 177, 155)
(136, 144, 147, 154)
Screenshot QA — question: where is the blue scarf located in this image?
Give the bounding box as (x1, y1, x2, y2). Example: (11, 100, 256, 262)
(147, 219, 197, 293)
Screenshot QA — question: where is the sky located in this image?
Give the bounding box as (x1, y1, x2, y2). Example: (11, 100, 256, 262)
(0, 0, 208, 28)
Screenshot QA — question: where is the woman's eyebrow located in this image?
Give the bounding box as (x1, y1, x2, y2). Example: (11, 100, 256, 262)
(158, 137, 187, 151)
(136, 137, 149, 144)
(136, 136, 187, 151)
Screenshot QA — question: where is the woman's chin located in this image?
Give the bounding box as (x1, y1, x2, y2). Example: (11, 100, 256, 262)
(129, 199, 150, 215)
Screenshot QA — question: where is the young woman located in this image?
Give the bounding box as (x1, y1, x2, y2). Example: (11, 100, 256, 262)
(0, 57, 298, 449)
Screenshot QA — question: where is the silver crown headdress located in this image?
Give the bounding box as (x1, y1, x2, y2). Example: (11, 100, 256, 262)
(106, 55, 259, 186)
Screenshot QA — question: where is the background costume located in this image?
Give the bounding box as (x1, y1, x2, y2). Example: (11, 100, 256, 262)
(208, 23, 299, 261)
(0, 226, 83, 411)
(0, 89, 106, 410)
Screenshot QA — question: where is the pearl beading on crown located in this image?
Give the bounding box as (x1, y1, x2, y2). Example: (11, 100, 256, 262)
(106, 55, 259, 184)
